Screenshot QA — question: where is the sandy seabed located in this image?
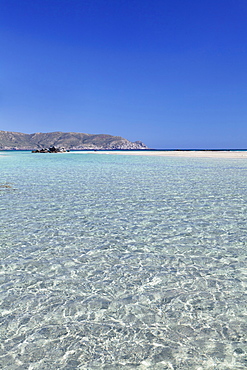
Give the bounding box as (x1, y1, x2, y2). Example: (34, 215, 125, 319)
(99, 150, 247, 158)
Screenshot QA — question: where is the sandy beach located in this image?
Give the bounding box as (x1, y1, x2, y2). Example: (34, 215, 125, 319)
(99, 150, 247, 158)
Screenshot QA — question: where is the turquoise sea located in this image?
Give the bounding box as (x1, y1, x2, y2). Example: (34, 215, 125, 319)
(1, 151, 247, 369)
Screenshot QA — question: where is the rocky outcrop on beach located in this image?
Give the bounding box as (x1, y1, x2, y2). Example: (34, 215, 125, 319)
(32, 146, 69, 153)
(0, 131, 148, 150)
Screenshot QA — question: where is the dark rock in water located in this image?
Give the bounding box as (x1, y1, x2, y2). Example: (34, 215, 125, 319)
(32, 146, 69, 153)
(234, 348, 244, 354)
(0, 183, 15, 191)
(0, 184, 12, 189)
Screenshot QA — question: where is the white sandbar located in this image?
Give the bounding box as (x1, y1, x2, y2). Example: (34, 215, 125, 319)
(98, 150, 247, 158)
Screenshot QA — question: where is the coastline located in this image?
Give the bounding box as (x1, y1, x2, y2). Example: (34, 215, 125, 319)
(97, 150, 247, 158)
(1, 150, 247, 158)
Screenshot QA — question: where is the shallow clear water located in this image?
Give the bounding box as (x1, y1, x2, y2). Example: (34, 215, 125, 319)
(0, 151, 247, 369)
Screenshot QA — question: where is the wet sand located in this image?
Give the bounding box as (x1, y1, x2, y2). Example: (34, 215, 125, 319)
(99, 150, 247, 158)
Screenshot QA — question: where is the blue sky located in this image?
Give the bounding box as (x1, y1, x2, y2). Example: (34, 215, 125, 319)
(1, 0, 247, 148)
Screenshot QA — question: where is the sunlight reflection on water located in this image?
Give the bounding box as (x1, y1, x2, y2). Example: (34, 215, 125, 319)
(0, 152, 247, 369)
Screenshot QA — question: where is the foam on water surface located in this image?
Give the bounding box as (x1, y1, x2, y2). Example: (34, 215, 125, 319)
(0, 151, 247, 369)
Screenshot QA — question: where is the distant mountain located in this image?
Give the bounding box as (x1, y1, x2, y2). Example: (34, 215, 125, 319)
(0, 131, 148, 150)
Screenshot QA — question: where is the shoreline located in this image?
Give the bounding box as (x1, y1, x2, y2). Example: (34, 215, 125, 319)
(96, 150, 247, 158)
(1, 150, 247, 158)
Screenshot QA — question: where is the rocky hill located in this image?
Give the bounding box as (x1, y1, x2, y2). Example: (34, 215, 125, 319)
(0, 131, 148, 150)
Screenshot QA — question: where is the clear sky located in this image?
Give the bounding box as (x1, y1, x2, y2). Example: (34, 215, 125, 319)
(1, 0, 247, 148)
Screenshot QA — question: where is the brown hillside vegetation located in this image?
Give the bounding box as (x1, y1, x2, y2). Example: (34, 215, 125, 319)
(0, 131, 148, 150)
